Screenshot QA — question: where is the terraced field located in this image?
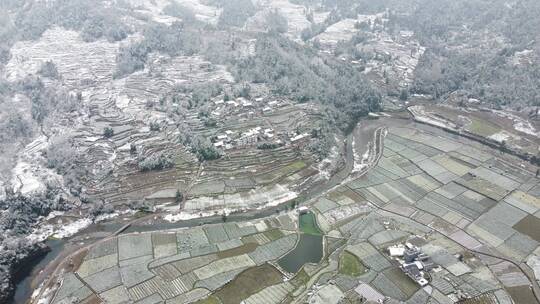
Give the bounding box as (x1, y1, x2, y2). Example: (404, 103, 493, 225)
(4, 24, 329, 216)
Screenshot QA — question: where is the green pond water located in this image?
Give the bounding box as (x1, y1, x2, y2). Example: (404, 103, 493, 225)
(278, 212, 324, 273)
(299, 212, 323, 235)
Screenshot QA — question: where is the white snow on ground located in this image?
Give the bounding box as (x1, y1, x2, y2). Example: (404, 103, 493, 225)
(26, 225, 55, 243)
(163, 206, 249, 223)
(488, 131, 512, 143)
(128, 0, 221, 25)
(11, 162, 46, 194)
(314, 14, 386, 47)
(115, 94, 132, 109)
(32, 284, 53, 304)
(511, 49, 534, 66)
(128, 0, 180, 25)
(309, 284, 344, 304)
(84, 136, 102, 142)
(4, 27, 130, 85)
(165, 185, 298, 222)
(52, 218, 93, 238)
(313, 11, 330, 24)
(493, 110, 539, 137)
(323, 203, 372, 225)
(408, 106, 457, 130)
(44, 211, 66, 221)
(318, 145, 339, 180)
(347, 127, 385, 184)
(411, 106, 538, 143)
(26, 211, 132, 242)
(183, 184, 298, 212)
(352, 143, 369, 173)
(164, 209, 228, 222)
(314, 18, 359, 46)
(10, 133, 66, 195)
(514, 120, 538, 137)
(354, 28, 424, 88)
(175, 0, 221, 24)
(351, 131, 375, 173)
(251, 0, 311, 39)
(256, 185, 298, 208)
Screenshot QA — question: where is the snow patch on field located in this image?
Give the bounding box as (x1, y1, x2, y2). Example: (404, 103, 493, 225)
(11, 162, 46, 194)
(514, 120, 538, 137)
(10, 135, 63, 195)
(313, 11, 330, 23)
(488, 131, 512, 143)
(323, 203, 372, 225)
(164, 208, 232, 222)
(511, 49, 534, 66)
(183, 184, 298, 212)
(166, 185, 298, 222)
(354, 149, 370, 173)
(32, 284, 53, 304)
(352, 134, 372, 174)
(318, 145, 339, 180)
(26, 211, 130, 242)
(493, 110, 539, 137)
(84, 136, 102, 142)
(252, 0, 311, 39)
(175, 0, 221, 24)
(256, 185, 298, 208)
(314, 18, 359, 46)
(4, 27, 131, 86)
(128, 0, 180, 25)
(116, 94, 132, 109)
(408, 106, 457, 130)
(52, 218, 93, 239)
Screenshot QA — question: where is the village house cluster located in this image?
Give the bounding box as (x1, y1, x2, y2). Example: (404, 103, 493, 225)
(208, 96, 311, 151)
(388, 242, 436, 287)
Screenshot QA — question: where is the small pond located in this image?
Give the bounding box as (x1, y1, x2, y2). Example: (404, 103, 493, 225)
(278, 212, 324, 273)
(298, 211, 323, 235)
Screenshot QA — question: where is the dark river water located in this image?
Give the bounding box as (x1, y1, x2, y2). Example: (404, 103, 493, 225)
(10, 239, 64, 304)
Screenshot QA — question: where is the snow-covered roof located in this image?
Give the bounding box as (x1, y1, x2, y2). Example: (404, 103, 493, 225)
(388, 245, 405, 257)
(291, 133, 309, 142)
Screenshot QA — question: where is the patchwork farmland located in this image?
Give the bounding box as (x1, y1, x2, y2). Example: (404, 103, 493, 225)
(3, 1, 540, 304)
(41, 119, 540, 304)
